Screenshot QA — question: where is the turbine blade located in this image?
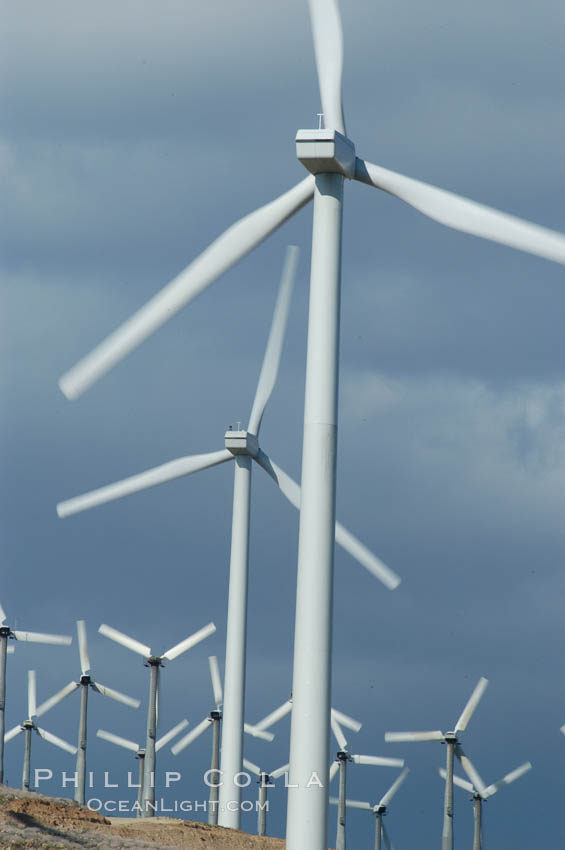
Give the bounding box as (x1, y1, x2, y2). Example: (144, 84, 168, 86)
(0, 603, 6, 625)
(77, 620, 90, 675)
(384, 731, 444, 742)
(331, 708, 362, 733)
(162, 621, 216, 661)
(59, 177, 315, 400)
(345, 799, 373, 811)
(7, 645, 15, 655)
(12, 630, 72, 645)
(252, 699, 293, 731)
(270, 763, 290, 780)
(247, 245, 299, 435)
(354, 158, 565, 265)
(352, 754, 404, 768)
(244, 723, 275, 742)
(91, 681, 140, 709)
(171, 716, 212, 755)
(156, 719, 190, 752)
(57, 450, 233, 518)
(454, 677, 489, 733)
(243, 758, 261, 777)
(97, 729, 139, 753)
(329, 760, 339, 782)
(35, 681, 79, 717)
(4, 724, 24, 742)
(98, 624, 150, 658)
(255, 450, 400, 589)
(308, 0, 346, 135)
(36, 726, 77, 754)
(439, 767, 475, 794)
(379, 768, 410, 807)
(455, 745, 488, 797)
(208, 656, 223, 708)
(331, 715, 348, 750)
(28, 670, 37, 719)
(382, 822, 394, 850)
(483, 762, 532, 798)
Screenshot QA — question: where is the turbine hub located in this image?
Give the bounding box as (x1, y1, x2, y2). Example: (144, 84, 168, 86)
(296, 129, 356, 178)
(79, 674, 91, 685)
(225, 429, 259, 457)
(0, 626, 10, 638)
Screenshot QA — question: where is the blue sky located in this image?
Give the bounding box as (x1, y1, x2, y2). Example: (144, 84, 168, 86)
(1, 1, 564, 846)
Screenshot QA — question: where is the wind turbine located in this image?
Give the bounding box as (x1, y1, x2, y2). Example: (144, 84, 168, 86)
(36, 620, 141, 805)
(98, 620, 215, 817)
(243, 757, 289, 836)
(5, 670, 77, 790)
(330, 711, 404, 850)
(97, 720, 189, 816)
(385, 676, 488, 850)
(170, 654, 274, 826)
(439, 759, 532, 850)
(56, 1, 565, 844)
(330, 767, 410, 850)
(57, 246, 400, 828)
(0, 601, 72, 783)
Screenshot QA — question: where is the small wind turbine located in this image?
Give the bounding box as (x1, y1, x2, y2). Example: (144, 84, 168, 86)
(37, 620, 141, 805)
(98, 620, 215, 817)
(97, 720, 189, 816)
(5, 670, 77, 790)
(0, 601, 72, 783)
(331, 711, 404, 850)
(330, 767, 410, 850)
(385, 676, 488, 850)
(439, 759, 532, 850)
(170, 655, 274, 825)
(243, 758, 289, 836)
(58, 247, 400, 828)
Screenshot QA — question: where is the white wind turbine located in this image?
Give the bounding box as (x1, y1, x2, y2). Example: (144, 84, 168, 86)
(57, 245, 400, 828)
(0, 601, 72, 784)
(330, 767, 410, 850)
(385, 676, 488, 850)
(56, 1, 565, 844)
(243, 758, 289, 837)
(330, 711, 404, 850)
(38, 620, 141, 805)
(170, 654, 274, 826)
(98, 620, 215, 817)
(5, 670, 77, 790)
(439, 759, 532, 850)
(97, 720, 189, 816)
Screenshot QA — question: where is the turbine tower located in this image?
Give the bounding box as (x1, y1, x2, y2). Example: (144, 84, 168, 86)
(330, 767, 410, 850)
(170, 655, 274, 825)
(0, 601, 72, 783)
(57, 247, 400, 827)
(98, 620, 215, 817)
(5, 670, 77, 790)
(56, 1, 565, 844)
(439, 759, 532, 850)
(385, 676, 488, 850)
(243, 758, 289, 836)
(97, 720, 189, 816)
(37, 620, 141, 805)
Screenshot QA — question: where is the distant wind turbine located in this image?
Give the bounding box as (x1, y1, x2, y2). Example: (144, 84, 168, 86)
(5, 670, 77, 790)
(385, 676, 488, 850)
(0, 601, 71, 783)
(98, 620, 215, 817)
(243, 758, 289, 836)
(439, 759, 532, 850)
(97, 720, 189, 816)
(330, 767, 410, 850)
(170, 655, 274, 826)
(58, 246, 400, 828)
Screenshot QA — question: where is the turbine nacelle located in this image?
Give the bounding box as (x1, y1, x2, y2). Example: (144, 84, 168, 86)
(224, 430, 259, 458)
(296, 129, 356, 178)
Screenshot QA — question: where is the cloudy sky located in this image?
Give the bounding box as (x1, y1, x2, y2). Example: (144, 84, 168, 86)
(1, 0, 564, 846)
